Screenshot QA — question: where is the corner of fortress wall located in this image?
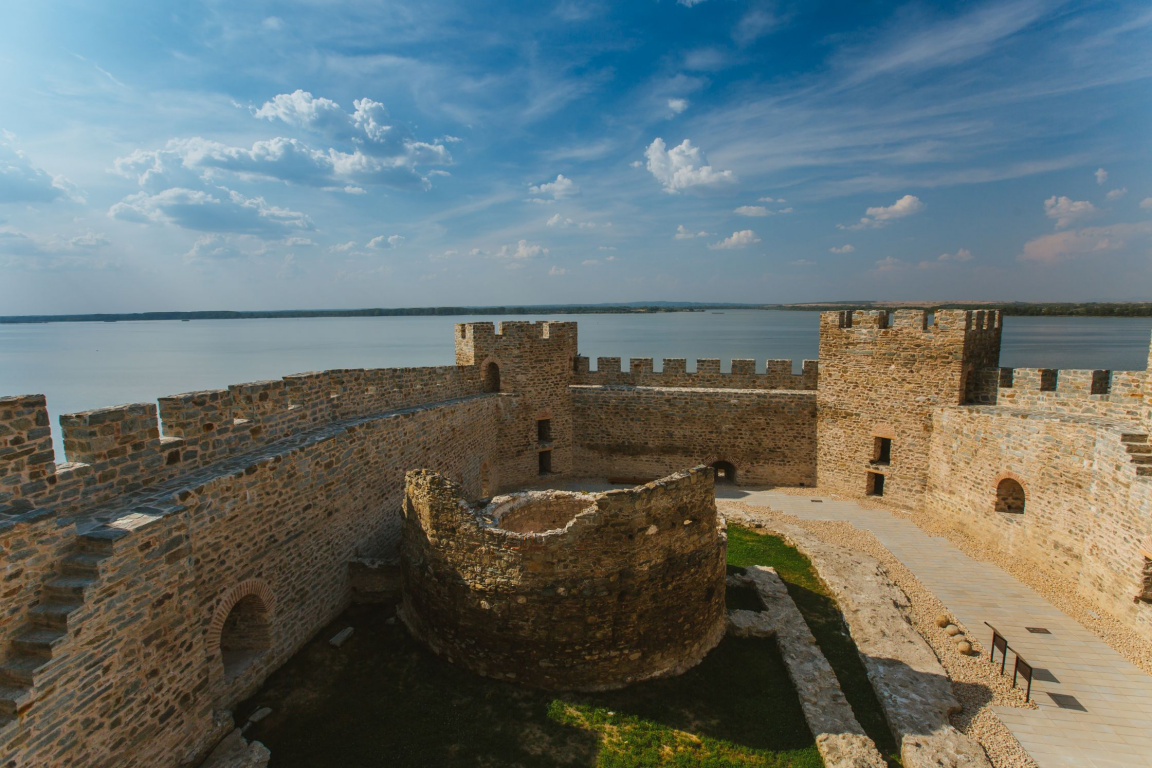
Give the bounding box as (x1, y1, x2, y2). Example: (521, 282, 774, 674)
(2, 309, 1152, 766)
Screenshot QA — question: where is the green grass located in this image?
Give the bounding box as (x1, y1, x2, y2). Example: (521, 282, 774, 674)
(727, 525, 901, 766)
(240, 604, 823, 767)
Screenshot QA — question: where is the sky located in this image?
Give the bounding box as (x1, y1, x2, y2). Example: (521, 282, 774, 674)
(0, 0, 1150, 314)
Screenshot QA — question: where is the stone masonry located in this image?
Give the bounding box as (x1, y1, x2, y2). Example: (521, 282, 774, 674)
(1, 309, 1150, 766)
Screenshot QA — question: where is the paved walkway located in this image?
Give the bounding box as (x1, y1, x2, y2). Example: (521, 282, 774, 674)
(716, 487, 1152, 768)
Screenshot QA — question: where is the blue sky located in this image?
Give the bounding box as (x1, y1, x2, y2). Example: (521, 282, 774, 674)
(0, 0, 1149, 313)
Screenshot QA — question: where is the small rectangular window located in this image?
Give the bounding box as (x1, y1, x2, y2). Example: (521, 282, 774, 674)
(538, 450, 552, 476)
(873, 437, 892, 465)
(866, 471, 885, 497)
(537, 418, 552, 443)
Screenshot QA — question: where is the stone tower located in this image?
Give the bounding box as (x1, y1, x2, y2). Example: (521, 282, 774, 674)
(816, 308, 1002, 507)
(455, 320, 578, 491)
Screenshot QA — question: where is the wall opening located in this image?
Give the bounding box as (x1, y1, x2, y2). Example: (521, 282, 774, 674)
(995, 477, 1026, 514)
(1141, 558, 1152, 603)
(872, 437, 892, 465)
(537, 418, 552, 443)
(866, 471, 885, 497)
(220, 594, 271, 679)
(483, 362, 501, 393)
(711, 461, 736, 484)
(480, 461, 491, 498)
(538, 449, 552, 475)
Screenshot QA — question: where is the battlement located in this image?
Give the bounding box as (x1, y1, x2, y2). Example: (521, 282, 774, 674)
(0, 364, 487, 515)
(822, 308, 1003, 335)
(991, 366, 1147, 419)
(454, 320, 578, 367)
(572, 356, 818, 390)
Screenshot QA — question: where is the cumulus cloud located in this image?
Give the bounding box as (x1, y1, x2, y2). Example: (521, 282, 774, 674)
(548, 265, 567, 276)
(674, 225, 709, 239)
(547, 213, 608, 229)
(874, 256, 903, 271)
(1095, 168, 1108, 185)
(844, 194, 924, 229)
(644, 138, 736, 193)
(184, 234, 259, 261)
(1044, 195, 1096, 229)
(667, 98, 689, 114)
(735, 205, 770, 217)
(0, 227, 115, 270)
(529, 174, 577, 201)
(496, 240, 548, 260)
(0, 135, 81, 204)
(939, 248, 973, 262)
(1142, 198, 1152, 211)
(830, 244, 855, 254)
(1106, 188, 1127, 201)
(1020, 222, 1152, 264)
(708, 230, 760, 250)
(109, 187, 313, 235)
(368, 234, 404, 248)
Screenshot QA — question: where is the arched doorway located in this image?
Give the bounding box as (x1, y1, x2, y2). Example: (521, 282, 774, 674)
(995, 477, 1026, 514)
(711, 461, 736, 485)
(210, 580, 275, 681)
(483, 362, 501, 393)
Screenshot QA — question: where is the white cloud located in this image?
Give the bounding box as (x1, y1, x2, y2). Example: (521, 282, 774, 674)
(790, 258, 814, 266)
(1044, 195, 1096, 229)
(1095, 168, 1108, 185)
(529, 174, 577, 200)
(581, 259, 599, 266)
(1141, 198, 1152, 211)
(759, 197, 785, 203)
(329, 241, 358, 253)
(844, 194, 925, 229)
(368, 234, 405, 248)
(677, 0, 709, 6)
(108, 187, 313, 235)
(69, 232, 110, 249)
(874, 256, 903, 271)
(830, 244, 855, 254)
(668, 98, 689, 114)
(735, 205, 770, 217)
(598, 246, 616, 252)
(644, 138, 736, 193)
(1105, 188, 1127, 201)
(184, 234, 259, 262)
(497, 239, 548, 260)
(734, 6, 784, 46)
(0, 135, 81, 204)
(938, 248, 974, 262)
(708, 230, 760, 250)
(547, 213, 608, 229)
(674, 225, 709, 239)
(1020, 222, 1152, 264)
(548, 265, 567, 276)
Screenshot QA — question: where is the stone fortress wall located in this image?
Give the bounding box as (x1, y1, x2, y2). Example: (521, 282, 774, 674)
(0, 310, 1150, 766)
(399, 466, 727, 691)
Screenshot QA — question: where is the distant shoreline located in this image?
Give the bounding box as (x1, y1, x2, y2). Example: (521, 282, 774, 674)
(2, 301, 1150, 324)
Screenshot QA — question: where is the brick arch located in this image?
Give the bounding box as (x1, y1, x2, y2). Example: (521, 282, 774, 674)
(993, 470, 1027, 489)
(208, 579, 276, 658)
(993, 471, 1027, 514)
(701, 456, 738, 484)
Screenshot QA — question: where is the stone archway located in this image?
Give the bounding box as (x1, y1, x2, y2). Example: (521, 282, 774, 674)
(483, 361, 501, 393)
(994, 475, 1026, 515)
(711, 460, 737, 485)
(209, 579, 275, 679)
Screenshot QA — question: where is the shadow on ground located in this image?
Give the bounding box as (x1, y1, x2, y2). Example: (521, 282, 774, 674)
(238, 603, 821, 768)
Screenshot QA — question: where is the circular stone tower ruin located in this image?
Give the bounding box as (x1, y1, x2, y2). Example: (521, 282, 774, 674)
(399, 466, 727, 690)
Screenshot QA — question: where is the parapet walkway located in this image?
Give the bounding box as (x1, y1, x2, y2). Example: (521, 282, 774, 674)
(719, 488, 1152, 768)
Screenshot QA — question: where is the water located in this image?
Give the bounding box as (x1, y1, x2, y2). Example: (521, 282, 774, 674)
(1, 310, 1148, 461)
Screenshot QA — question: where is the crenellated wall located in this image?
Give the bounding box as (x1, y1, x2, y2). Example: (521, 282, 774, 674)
(989, 366, 1147, 420)
(573, 356, 818, 390)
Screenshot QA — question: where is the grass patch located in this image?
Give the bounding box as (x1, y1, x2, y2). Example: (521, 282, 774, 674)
(727, 525, 901, 766)
(240, 604, 822, 767)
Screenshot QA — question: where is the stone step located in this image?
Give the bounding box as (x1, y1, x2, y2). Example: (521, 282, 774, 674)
(60, 552, 106, 578)
(1138, 466, 1152, 477)
(1124, 444, 1151, 454)
(0, 655, 49, 688)
(43, 575, 97, 602)
(1129, 454, 1152, 465)
(0, 684, 32, 719)
(1120, 433, 1149, 444)
(77, 530, 120, 556)
(11, 628, 68, 659)
(29, 602, 83, 631)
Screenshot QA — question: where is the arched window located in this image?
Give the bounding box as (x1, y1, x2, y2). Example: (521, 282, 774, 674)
(995, 477, 1026, 514)
(483, 362, 501, 393)
(711, 461, 736, 484)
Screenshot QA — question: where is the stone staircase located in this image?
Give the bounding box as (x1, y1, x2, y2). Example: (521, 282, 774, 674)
(1121, 433, 1152, 477)
(0, 531, 115, 741)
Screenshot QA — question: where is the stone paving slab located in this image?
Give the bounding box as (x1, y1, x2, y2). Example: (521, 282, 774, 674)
(717, 487, 1152, 768)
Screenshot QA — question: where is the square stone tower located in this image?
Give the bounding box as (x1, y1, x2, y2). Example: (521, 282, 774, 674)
(455, 321, 578, 491)
(816, 308, 1002, 507)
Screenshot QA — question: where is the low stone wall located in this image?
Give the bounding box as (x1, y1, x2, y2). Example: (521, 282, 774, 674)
(572, 386, 816, 486)
(399, 467, 727, 690)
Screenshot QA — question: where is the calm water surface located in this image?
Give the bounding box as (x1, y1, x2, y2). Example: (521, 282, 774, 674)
(1, 311, 1149, 460)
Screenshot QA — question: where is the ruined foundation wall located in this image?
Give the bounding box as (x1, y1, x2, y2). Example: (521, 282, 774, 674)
(572, 386, 817, 486)
(924, 406, 1152, 640)
(400, 467, 727, 690)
